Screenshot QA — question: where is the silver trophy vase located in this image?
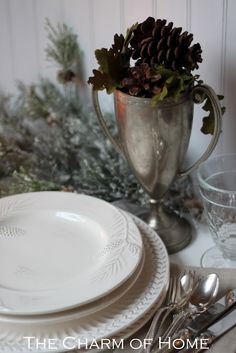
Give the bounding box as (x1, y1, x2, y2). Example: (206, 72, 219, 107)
(93, 84, 222, 253)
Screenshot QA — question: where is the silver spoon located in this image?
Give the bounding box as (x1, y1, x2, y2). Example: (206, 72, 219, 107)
(189, 273, 219, 313)
(181, 272, 197, 298)
(156, 273, 220, 353)
(161, 273, 219, 341)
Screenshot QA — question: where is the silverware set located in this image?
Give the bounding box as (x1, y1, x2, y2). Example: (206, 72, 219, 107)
(141, 271, 236, 353)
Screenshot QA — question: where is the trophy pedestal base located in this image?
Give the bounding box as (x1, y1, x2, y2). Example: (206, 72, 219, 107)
(112, 199, 192, 254)
(140, 208, 192, 254)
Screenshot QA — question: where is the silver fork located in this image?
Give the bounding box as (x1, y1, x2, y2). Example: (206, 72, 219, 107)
(160, 270, 199, 340)
(143, 270, 198, 353)
(142, 273, 185, 353)
(151, 271, 200, 353)
(138, 276, 176, 353)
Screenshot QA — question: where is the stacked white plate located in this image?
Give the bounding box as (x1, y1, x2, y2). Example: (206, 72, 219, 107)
(0, 192, 169, 353)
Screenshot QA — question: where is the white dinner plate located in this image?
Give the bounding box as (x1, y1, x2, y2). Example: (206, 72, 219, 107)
(0, 192, 143, 315)
(0, 246, 145, 322)
(0, 213, 169, 353)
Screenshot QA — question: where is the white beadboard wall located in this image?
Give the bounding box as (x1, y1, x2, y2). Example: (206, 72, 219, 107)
(0, 0, 235, 160)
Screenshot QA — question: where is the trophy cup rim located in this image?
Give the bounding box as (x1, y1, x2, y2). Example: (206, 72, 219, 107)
(114, 88, 191, 107)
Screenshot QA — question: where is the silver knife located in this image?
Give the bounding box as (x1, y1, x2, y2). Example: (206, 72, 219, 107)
(180, 304, 236, 353)
(153, 289, 236, 353)
(186, 288, 236, 335)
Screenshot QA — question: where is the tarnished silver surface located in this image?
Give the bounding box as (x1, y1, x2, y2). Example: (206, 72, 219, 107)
(92, 85, 222, 253)
(113, 91, 193, 199)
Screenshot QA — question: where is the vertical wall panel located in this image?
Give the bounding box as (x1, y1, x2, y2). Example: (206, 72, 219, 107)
(191, 0, 223, 90)
(4, 0, 39, 88)
(123, 0, 153, 28)
(0, 0, 14, 92)
(92, 0, 122, 110)
(93, 0, 121, 48)
(222, 0, 236, 154)
(63, 0, 91, 80)
(34, 0, 64, 80)
(188, 0, 225, 160)
(155, 0, 188, 28)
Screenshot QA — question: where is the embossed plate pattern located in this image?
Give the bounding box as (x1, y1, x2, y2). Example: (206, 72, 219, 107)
(0, 192, 143, 315)
(0, 213, 169, 353)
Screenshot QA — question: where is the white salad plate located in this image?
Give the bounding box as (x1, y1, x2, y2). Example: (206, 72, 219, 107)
(0, 192, 143, 315)
(0, 213, 169, 353)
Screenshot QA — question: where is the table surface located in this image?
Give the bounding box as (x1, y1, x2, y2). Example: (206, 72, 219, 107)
(170, 222, 215, 267)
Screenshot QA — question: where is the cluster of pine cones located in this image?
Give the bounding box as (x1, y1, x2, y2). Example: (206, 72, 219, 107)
(121, 63, 162, 98)
(120, 17, 202, 97)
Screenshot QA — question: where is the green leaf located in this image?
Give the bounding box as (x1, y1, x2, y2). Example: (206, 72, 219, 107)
(165, 75, 176, 85)
(165, 76, 179, 100)
(201, 95, 225, 135)
(87, 70, 108, 92)
(88, 34, 131, 93)
(201, 113, 215, 135)
(150, 65, 194, 105)
(124, 22, 138, 48)
(88, 70, 115, 93)
(202, 97, 212, 112)
(151, 85, 168, 104)
(112, 34, 125, 52)
(154, 65, 173, 80)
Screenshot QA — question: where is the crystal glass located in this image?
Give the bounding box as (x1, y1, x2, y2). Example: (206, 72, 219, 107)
(197, 154, 236, 268)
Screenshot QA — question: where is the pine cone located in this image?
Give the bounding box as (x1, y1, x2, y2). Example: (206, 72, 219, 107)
(120, 63, 162, 97)
(130, 17, 202, 72)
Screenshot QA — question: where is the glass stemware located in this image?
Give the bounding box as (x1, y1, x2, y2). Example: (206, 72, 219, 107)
(197, 154, 236, 268)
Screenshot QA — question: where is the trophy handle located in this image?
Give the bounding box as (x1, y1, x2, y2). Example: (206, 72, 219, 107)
(178, 84, 222, 178)
(92, 89, 123, 155)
